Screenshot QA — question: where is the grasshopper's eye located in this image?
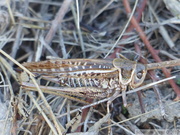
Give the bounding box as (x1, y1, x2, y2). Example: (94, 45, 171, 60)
(136, 72, 143, 79)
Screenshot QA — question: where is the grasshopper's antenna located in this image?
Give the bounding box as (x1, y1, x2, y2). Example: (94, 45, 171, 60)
(146, 59, 180, 70)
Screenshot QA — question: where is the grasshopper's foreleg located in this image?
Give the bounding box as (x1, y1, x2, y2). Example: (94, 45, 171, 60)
(106, 89, 121, 135)
(122, 89, 127, 107)
(107, 89, 121, 113)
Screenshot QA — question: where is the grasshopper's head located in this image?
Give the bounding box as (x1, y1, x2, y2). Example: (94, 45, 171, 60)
(113, 58, 147, 89)
(130, 63, 147, 88)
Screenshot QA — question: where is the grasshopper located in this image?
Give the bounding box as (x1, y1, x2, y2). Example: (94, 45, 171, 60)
(17, 58, 180, 113)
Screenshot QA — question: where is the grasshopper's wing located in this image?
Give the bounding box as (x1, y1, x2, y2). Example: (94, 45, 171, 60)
(22, 59, 114, 74)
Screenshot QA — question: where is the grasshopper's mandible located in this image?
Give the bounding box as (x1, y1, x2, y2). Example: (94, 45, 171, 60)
(18, 58, 148, 112)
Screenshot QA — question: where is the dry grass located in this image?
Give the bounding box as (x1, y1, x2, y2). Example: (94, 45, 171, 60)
(0, 0, 180, 135)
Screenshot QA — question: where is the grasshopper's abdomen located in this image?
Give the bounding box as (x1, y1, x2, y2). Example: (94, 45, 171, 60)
(57, 72, 119, 89)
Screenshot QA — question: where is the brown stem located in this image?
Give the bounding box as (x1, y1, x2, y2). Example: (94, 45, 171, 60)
(123, 0, 180, 99)
(108, 0, 147, 58)
(76, 99, 93, 132)
(45, 0, 73, 45)
(137, 91, 145, 113)
(135, 44, 165, 116)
